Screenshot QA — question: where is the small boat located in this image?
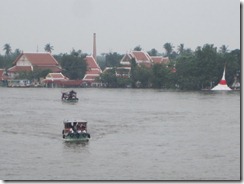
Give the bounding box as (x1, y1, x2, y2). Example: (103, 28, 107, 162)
(61, 90, 79, 102)
(62, 120, 91, 142)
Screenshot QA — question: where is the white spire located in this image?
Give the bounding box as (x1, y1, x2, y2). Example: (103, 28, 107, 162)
(221, 66, 226, 80)
(211, 66, 232, 91)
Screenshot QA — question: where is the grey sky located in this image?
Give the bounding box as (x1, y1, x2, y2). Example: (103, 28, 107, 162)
(0, 0, 240, 55)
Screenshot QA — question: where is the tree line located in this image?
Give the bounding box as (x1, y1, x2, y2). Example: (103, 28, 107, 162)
(0, 43, 240, 90)
(100, 44, 240, 90)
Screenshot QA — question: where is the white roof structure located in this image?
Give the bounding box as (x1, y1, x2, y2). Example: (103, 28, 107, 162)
(211, 67, 232, 91)
(63, 120, 87, 124)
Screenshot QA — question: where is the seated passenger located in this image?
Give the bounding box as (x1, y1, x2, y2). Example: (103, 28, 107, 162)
(69, 128, 74, 133)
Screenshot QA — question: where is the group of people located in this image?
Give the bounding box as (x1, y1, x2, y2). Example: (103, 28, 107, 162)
(61, 90, 78, 100)
(68, 122, 87, 134)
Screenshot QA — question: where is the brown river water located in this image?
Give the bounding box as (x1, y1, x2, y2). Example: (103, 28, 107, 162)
(0, 88, 240, 180)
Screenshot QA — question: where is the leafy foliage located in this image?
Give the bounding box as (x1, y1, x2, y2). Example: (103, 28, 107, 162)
(59, 52, 87, 80)
(100, 68, 117, 87)
(44, 43, 54, 53)
(133, 45, 142, 51)
(147, 48, 158, 56)
(105, 52, 123, 67)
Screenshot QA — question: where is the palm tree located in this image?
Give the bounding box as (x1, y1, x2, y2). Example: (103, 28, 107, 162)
(3, 43, 12, 56)
(177, 44, 184, 54)
(14, 48, 21, 55)
(148, 48, 158, 56)
(219, 45, 228, 54)
(163, 43, 174, 58)
(133, 45, 142, 51)
(44, 43, 54, 53)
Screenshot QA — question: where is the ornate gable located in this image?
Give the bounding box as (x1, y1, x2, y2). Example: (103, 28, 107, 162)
(16, 55, 32, 66)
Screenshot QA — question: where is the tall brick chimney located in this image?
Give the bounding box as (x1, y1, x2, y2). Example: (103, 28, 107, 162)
(93, 33, 97, 61)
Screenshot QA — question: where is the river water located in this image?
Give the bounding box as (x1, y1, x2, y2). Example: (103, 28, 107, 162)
(0, 88, 240, 180)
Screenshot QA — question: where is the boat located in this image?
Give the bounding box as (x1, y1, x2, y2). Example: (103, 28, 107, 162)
(61, 90, 79, 102)
(211, 67, 232, 91)
(62, 120, 91, 142)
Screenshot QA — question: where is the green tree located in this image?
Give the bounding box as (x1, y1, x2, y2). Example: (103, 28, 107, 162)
(105, 52, 123, 67)
(133, 45, 142, 51)
(134, 66, 152, 88)
(194, 44, 220, 89)
(151, 63, 170, 88)
(100, 68, 117, 87)
(44, 43, 54, 53)
(147, 48, 158, 56)
(175, 54, 199, 90)
(96, 54, 106, 70)
(13, 49, 21, 57)
(70, 48, 82, 57)
(3, 43, 12, 56)
(0, 55, 5, 68)
(116, 77, 131, 88)
(2, 43, 13, 68)
(223, 49, 240, 86)
(219, 45, 229, 54)
(130, 58, 137, 88)
(60, 53, 87, 80)
(177, 44, 185, 55)
(163, 43, 174, 58)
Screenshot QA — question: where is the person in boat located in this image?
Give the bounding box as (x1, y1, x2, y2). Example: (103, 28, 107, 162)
(72, 122, 78, 133)
(61, 93, 65, 100)
(61, 92, 67, 100)
(70, 128, 74, 133)
(68, 90, 77, 100)
(81, 125, 86, 133)
(76, 124, 82, 133)
(62, 92, 69, 100)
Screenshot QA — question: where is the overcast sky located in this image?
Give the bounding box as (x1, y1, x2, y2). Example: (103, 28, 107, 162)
(0, 0, 240, 55)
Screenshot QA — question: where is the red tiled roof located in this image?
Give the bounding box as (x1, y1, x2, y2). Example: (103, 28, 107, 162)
(83, 56, 101, 82)
(151, 56, 169, 64)
(131, 51, 151, 62)
(34, 65, 62, 72)
(151, 56, 162, 63)
(8, 66, 32, 72)
(86, 69, 101, 75)
(120, 51, 152, 67)
(83, 75, 99, 81)
(139, 62, 152, 68)
(83, 69, 100, 81)
(123, 54, 132, 61)
(49, 73, 64, 79)
(13, 53, 59, 66)
(9, 53, 62, 73)
(85, 56, 100, 69)
(46, 72, 68, 80)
